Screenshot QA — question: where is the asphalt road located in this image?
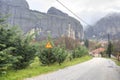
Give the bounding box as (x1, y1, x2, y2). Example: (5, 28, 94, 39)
(25, 58, 120, 80)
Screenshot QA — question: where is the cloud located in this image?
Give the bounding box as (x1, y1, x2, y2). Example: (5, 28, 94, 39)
(26, 0, 56, 12)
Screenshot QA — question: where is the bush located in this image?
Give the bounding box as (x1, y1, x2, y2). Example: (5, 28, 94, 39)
(38, 46, 68, 65)
(54, 47, 67, 65)
(38, 48, 56, 65)
(72, 46, 88, 58)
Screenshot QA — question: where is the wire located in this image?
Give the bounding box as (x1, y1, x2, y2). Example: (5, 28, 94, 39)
(56, 0, 93, 27)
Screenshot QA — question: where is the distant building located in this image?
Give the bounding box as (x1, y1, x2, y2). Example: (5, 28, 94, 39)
(90, 48, 105, 57)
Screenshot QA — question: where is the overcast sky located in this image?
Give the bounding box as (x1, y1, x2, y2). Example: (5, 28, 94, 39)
(26, 0, 120, 27)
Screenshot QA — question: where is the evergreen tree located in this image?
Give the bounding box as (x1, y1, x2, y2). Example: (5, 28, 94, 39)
(12, 37, 36, 69)
(84, 39, 89, 48)
(0, 19, 18, 73)
(106, 34, 113, 58)
(38, 48, 56, 65)
(0, 17, 36, 70)
(54, 47, 67, 65)
(0, 44, 17, 73)
(106, 41, 113, 58)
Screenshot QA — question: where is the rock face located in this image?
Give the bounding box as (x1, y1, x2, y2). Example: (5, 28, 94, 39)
(47, 7, 68, 17)
(0, 0, 83, 40)
(0, 0, 36, 33)
(85, 13, 120, 40)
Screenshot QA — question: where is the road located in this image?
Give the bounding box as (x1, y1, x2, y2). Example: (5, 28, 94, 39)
(25, 58, 120, 80)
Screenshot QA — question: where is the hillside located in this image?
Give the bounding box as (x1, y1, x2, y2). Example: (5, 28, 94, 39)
(85, 13, 120, 39)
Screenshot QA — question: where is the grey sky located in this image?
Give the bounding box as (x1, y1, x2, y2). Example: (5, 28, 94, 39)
(26, 0, 120, 26)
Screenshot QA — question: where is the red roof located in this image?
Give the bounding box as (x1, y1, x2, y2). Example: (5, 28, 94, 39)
(92, 48, 105, 54)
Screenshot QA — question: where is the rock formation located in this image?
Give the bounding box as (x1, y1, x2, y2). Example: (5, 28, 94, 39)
(0, 0, 84, 40)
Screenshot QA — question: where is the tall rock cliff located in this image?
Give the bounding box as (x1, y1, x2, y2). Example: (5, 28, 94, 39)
(85, 13, 120, 40)
(0, 0, 83, 40)
(0, 0, 36, 32)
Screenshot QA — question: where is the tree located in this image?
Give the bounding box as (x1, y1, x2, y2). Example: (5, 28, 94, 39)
(11, 35, 36, 69)
(106, 41, 113, 58)
(84, 39, 89, 48)
(72, 46, 88, 58)
(0, 19, 18, 73)
(38, 48, 56, 65)
(54, 47, 67, 65)
(38, 33, 56, 65)
(111, 40, 120, 60)
(0, 17, 36, 70)
(106, 34, 113, 58)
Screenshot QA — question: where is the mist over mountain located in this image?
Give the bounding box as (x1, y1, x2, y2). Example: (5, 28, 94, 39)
(85, 12, 120, 40)
(0, 0, 84, 40)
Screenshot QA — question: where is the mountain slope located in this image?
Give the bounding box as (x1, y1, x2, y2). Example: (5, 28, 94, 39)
(85, 13, 120, 39)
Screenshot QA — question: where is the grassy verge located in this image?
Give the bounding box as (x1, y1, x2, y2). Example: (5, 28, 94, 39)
(112, 58, 120, 66)
(0, 55, 92, 80)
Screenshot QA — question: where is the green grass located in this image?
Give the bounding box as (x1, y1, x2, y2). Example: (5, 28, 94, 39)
(0, 55, 92, 80)
(112, 58, 120, 66)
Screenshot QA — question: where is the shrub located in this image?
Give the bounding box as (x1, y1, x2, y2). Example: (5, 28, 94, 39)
(72, 46, 88, 58)
(54, 47, 67, 65)
(38, 48, 56, 65)
(38, 46, 68, 65)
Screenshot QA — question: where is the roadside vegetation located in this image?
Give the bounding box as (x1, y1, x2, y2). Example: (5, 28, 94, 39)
(86, 37, 120, 66)
(0, 18, 92, 80)
(111, 40, 120, 66)
(0, 55, 92, 80)
(112, 58, 120, 66)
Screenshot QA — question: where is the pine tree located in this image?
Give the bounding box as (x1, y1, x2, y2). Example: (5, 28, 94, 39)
(12, 37, 36, 69)
(0, 17, 36, 70)
(0, 19, 17, 73)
